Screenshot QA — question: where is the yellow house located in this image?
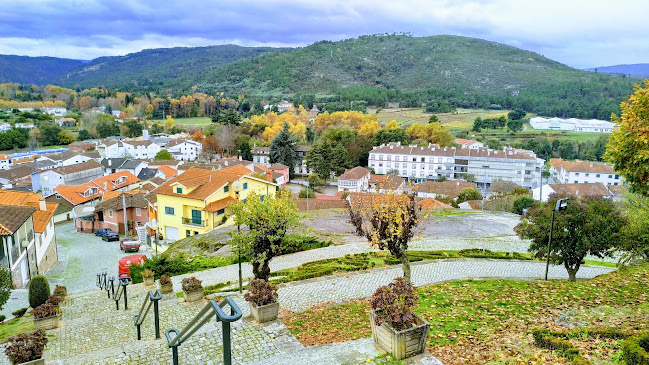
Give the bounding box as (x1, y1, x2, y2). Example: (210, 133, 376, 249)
(151, 165, 278, 241)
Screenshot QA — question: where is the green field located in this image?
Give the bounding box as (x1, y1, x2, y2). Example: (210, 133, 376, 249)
(368, 107, 510, 130)
(475, 122, 610, 143)
(152, 117, 212, 126)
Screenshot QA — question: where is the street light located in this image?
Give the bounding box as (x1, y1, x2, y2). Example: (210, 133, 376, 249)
(150, 219, 159, 257)
(481, 165, 490, 211)
(544, 198, 569, 280)
(232, 180, 243, 293)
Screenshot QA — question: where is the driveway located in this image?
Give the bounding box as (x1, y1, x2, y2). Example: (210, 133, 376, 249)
(0, 222, 151, 318)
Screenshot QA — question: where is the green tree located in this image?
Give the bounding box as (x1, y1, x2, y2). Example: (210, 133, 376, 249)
(507, 119, 523, 131)
(0, 268, 12, 311)
(305, 125, 316, 144)
(305, 140, 332, 180)
(429, 114, 439, 123)
(508, 109, 526, 120)
(515, 196, 626, 281)
(330, 143, 352, 176)
(374, 128, 408, 145)
(28, 275, 50, 308)
(230, 190, 299, 281)
(269, 123, 299, 179)
(456, 188, 483, 203)
(38, 123, 62, 146)
(155, 149, 173, 160)
(512, 196, 534, 215)
(77, 129, 91, 141)
(57, 130, 76, 145)
(238, 140, 253, 161)
(96, 120, 120, 138)
(617, 192, 649, 265)
(605, 80, 649, 196)
(122, 120, 144, 137)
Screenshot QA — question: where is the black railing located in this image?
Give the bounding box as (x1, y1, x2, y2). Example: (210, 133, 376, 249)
(134, 289, 163, 340)
(181, 217, 207, 227)
(113, 278, 130, 310)
(166, 297, 242, 365)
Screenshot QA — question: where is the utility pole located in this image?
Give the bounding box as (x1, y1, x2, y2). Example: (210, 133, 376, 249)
(122, 191, 127, 236)
(545, 198, 569, 280)
(481, 165, 489, 210)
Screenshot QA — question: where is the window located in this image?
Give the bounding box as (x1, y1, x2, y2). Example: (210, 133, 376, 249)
(176, 187, 182, 194)
(387, 162, 391, 168)
(437, 158, 442, 163)
(186, 230, 190, 238)
(420, 157, 425, 162)
(216, 208, 225, 215)
(596, 174, 600, 178)
(575, 173, 579, 176)
(585, 173, 590, 177)
(243, 182, 248, 189)
(615, 174, 620, 179)
(387, 156, 391, 161)
(395, 163, 399, 168)
(108, 210, 113, 218)
(165, 207, 175, 215)
(194, 231, 198, 236)
(412, 157, 416, 162)
(608, 175, 612, 179)
(379, 155, 383, 160)
(136, 208, 141, 216)
(224, 185, 229, 193)
(395, 156, 400, 161)
(574, 180, 579, 183)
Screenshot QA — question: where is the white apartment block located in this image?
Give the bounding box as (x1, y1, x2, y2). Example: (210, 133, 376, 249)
(166, 138, 202, 161)
(530, 117, 615, 133)
(550, 158, 623, 186)
(368, 142, 544, 189)
(97, 139, 161, 159)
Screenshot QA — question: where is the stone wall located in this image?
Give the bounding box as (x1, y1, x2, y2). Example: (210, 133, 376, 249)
(294, 198, 348, 211)
(38, 238, 58, 274)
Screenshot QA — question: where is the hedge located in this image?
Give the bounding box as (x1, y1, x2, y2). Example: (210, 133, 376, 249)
(623, 334, 649, 365)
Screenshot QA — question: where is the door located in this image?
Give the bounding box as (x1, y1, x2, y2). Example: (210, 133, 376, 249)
(166, 226, 178, 241)
(191, 210, 201, 225)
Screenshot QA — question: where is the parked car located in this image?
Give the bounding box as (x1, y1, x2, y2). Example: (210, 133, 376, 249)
(102, 231, 119, 242)
(120, 238, 140, 252)
(118, 254, 146, 280)
(94, 228, 115, 236)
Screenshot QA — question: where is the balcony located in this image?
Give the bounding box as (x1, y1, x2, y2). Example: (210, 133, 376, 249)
(182, 217, 207, 228)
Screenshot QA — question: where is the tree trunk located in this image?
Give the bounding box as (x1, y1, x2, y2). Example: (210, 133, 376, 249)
(253, 259, 271, 282)
(564, 262, 580, 282)
(399, 252, 412, 284)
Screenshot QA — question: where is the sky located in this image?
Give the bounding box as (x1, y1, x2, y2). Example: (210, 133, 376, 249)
(1, 0, 648, 69)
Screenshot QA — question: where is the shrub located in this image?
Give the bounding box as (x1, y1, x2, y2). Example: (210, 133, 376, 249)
(53, 285, 67, 297)
(512, 195, 535, 215)
(5, 330, 48, 364)
(298, 188, 315, 198)
(28, 275, 50, 309)
(141, 269, 154, 278)
(12, 308, 27, 317)
(623, 334, 649, 365)
(0, 314, 5, 323)
(159, 274, 172, 285)
(244, 279, 278, 306)
(370, 277, 419, 331)
(181, 277, 202, 292)
(32, 304, 57, 319)
(45, 295, 61, 307)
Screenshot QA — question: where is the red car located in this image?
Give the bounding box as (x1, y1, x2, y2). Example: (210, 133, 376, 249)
(118, 254, 146, 280)
(120, 238, 140, 252)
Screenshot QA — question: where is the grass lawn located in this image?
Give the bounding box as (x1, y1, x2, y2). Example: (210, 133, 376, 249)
(283, 264, 649, 364)
(0, 314, 34, 341)
(151, 117, 212, 126)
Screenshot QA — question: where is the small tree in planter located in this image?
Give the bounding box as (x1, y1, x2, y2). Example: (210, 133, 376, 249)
(45, 295, 62, 315)
(369, 277, 430, 360)
(244, 279, 279, 323)
(159, 274, 173, 294)
(141, 269, 155, 286)
(28, 276, 50, 309)
(5, 329, 48, 365)
(181, 277, 203, 303)
(32, 304, 58, 330)
(53, 285, 67, 300)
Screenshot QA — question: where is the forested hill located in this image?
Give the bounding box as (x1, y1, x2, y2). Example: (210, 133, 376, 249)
(55, 45, 286, 91)
(0, 55, 83, 85)
(585, 64, 649, 78)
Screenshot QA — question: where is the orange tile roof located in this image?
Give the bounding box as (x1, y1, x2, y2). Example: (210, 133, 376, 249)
(418, 198, 453, 210)
(338, 167, 370, 181)
(203, 197, 237, 212)
(152, 165, 254, 201)
(0, 191, 57, 233)
(157, 165, 178, 179)
(32, 203, 58, 233)
(548, 183, 612, 198)
(0, 205, 37, 235)
(417, 180, 477, 198)
(55, 182, 106, 205)
(91, 171, 140, 191)
(101, 189, 144, 202)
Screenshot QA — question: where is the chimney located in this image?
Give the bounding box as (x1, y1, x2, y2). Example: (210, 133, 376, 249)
(590, 163, 593, 167)
(266, 171, 272, 182)
(39, 200, 46, 211)
(142, 129, 150, 140)
(104, 182, 107, 190)
(576, 189, 579, 196)
(108, 160, 112, 166)
(239, 155, 242, 161)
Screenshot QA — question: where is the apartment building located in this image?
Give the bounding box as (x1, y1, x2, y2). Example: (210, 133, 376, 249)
(96, 139, 162, 159)
(550, 158, 623, 186)
(368, 142, 544, 189)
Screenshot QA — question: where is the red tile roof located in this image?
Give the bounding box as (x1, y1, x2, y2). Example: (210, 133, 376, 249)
(203, 197, 237, 212)
(91, 171, 140, 191)
(152, 165, 253, 201)
(55, 182, 106, 205)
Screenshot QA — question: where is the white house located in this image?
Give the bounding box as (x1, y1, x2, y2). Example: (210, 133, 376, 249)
(550, 158, 623, 186)
(0, 154, 13, 170)
(532, 183, 613, 202)
(166, 138, 202, 161)
(124, 140, 161, 159)
(0, 122, 12, 132)
(454, 138, 484, 149)
(15, 122, 35, 129)
(32, 160, 105, 197)
(42, 107, 67, 117)
(337, 167, 371, 193)
(530, 117, 615, 133)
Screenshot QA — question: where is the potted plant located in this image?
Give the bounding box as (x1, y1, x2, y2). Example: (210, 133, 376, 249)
(181, 277, 203, 302)
(141, 269, 155, 286)
(53, 285, 67, 300)
(369, 277, 430, 360)
(4, 329, 48, 365)
(244, 279, 279, 323)
(32, 304, 58, 330)
(45, 295, 62, 315)
(159, 274, 173, 294)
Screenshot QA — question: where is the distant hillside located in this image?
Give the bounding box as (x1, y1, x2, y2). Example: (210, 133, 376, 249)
(0, 55, 83, 85)
(56, 45, 286, 91)
(585, 64, 649, 78)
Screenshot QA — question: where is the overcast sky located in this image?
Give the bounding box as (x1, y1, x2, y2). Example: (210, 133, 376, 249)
(1, 0, 647, 69)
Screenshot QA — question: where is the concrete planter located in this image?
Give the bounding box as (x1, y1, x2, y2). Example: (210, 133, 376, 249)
(369, 310, 430, 360)
(249, 301, 279, 323)
(143, 276, 155, 286)
(13, 358, 45, 365)
(33, 316, 58, 331)
(160, 283, 173, 294)
(183, 289, 203, 303)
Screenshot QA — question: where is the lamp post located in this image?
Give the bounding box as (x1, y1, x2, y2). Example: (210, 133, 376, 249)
(481, 165, 490, 211)
(150, 219, 159, 257)
(232, 180, 243, 293)
(544, 198, 569, 280)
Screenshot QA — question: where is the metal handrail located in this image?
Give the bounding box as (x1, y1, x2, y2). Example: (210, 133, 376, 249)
(113, 278, 130, 310)
(133, 289, 163, 340)
(165, 297, 242, 365)
(96, 272, 107, 289)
